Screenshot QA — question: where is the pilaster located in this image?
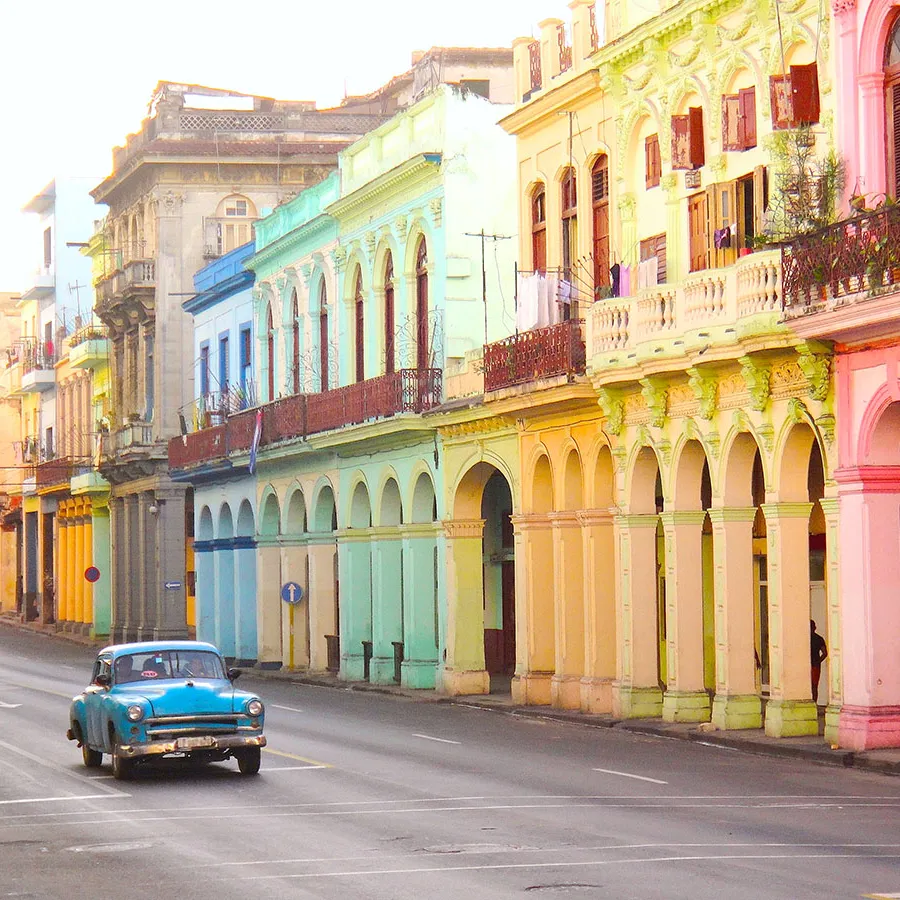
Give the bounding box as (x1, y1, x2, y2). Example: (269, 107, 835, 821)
(549, 511, 585, 709)
(400, 523, 441, 689)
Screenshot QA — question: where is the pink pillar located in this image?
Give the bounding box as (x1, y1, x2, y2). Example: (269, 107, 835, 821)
(833, 5, 859, 206)
(836, 466, 900, 749)
(859, 72, 887, 200)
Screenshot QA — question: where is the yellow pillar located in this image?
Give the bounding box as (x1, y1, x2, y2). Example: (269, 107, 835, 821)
(550, 512, 585, 710)
(511, 515, 555, 705)
(73, 500, 85, 625)
(58, 506, 70, 623)
(762, 501, 818, 737)
(83, 500, 94, 627)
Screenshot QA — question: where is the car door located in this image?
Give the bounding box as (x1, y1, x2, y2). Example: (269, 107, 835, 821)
(85, 656, 111, 747)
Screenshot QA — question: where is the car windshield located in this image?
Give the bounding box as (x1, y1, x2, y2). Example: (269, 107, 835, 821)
(113, 650, 225, 684)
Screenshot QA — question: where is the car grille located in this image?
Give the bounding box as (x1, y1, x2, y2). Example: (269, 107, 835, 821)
(144, 714, 243, 739)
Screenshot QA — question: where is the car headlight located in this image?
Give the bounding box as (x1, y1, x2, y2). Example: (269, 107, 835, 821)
(126, 704, 144, 722)
(246, 699, 263, 717)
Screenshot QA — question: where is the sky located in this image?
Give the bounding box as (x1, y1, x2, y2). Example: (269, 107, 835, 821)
(0, 0, 568, 292)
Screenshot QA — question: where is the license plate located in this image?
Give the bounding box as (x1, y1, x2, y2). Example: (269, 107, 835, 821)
(175, 736, 216, 750)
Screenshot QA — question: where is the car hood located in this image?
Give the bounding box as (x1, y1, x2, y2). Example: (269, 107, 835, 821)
(113, 680, 252, 716)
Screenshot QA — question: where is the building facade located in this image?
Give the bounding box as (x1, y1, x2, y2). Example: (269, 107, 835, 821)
(0, 293, 23, 615)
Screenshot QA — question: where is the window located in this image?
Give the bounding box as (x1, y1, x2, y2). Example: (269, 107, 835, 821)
(384, 253, 395, 375)
(671, 107, 705, 170)
(291, 290, 300, 394)
(200, 344, 210, 396)
(45, 427, 54, 461)
(266, 306, 275, 402)
(319, 282, 329, 393)
(43, 227, 52, 269)
(225, 198, 248, 217)
(639, 234, 667, 285)
(592, 156, 610, 295)
(886, 23, 900, 197)
(722, 88, 757, 151)
(460, 79, 490, 99)
(218, 333, 229, 391)
(770, 63, 820, 130)
(239, 326, 252, 389)
(354, 269, 365, 383)
(415, 239, 429, 370)
(561, 168, 578, 279)
(645, 134, 661, 188)
(145, 332, 155, 421)
(531, 186, 547, 272)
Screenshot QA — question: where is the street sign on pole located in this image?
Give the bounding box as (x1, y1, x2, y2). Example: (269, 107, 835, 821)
(281, 582, 303, 605)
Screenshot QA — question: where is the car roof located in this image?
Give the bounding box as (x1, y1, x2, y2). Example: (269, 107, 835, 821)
(98, 641, 221, 658)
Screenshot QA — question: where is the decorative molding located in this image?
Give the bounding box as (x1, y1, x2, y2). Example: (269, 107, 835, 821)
(640, 377, 668, 428)
(816, 413, 836, 447)
(832, 0, 855, 14)
(787, 396, 809, 425)
(363, 231, 376, 255)
(757, 423, 774, 452)
(443, 519, 485, 539)
(687, 367, 717, 419)
(331, 245, 347, 272)
(393, 214, 409, 242)
(598, 387, 626, 436)
(739, 355, 771, 411)
(428, 197, 443, 228)
(796, 346, 832, 402)
(439, 416, 514, 438)
(611, 446, 628, 472)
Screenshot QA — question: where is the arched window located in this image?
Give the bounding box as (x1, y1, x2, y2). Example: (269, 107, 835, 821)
(354, 268, 365, 383)
(531, 186, 546, 272)
(592, 156, 610, 296)
(384, 253, 395, 375)
(212, 194, 258, 255)
(291, 289, 300, 395)
(561, 168, 577, 280)
(266, 304, 275, 402)
(318, 281, 329, 393)
(886, 18, 900, 197)
(415, 238, 429, 370)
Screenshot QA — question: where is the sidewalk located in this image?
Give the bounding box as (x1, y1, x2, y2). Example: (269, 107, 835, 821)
(4, 613, 898, 777)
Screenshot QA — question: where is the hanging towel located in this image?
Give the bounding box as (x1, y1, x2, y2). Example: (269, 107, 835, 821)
(637, 257, 658, 290)
(619, 264, 631, 297)
(516, 273, 540, 331)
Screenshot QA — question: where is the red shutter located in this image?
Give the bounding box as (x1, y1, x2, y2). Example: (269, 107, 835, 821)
(739, 87, 757, 149)
(671, 115, 690, 169)
(790, 63, 820, 124)
(722, 94, 741, 151)
(770, 75, 793, 130)
(893, 84, 900, 198)
(645, 136, 652, 186)
(689, 106, 705, 168)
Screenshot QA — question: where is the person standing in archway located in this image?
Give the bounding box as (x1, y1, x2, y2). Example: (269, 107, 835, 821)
(810, 619, 828, 703)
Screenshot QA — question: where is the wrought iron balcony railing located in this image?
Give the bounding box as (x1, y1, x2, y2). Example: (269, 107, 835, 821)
(483, 320, 586, 392)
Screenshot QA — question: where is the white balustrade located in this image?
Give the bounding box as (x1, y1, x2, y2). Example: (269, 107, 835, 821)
(591, 300, 631, 354)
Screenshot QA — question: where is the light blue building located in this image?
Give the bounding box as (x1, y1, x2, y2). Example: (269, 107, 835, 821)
(176, 242, 258, 664)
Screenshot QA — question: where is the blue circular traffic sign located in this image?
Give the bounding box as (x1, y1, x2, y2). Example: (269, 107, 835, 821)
(280, 582, 304, 605)
(84, 566, 100, 584)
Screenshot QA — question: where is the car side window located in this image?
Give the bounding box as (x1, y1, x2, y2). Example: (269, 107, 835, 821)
(91, 657, 112, 685)
(90, 659, 101, 684)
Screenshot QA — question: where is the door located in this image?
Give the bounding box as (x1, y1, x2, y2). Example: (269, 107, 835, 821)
(501, 561, 516, 675)
(688, 192, 709, 273)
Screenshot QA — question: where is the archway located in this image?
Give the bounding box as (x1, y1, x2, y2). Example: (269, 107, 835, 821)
(282, 488, 309, 670)
(234, 499, 257, 664)
(257, 490, 282, 667)
(215, 503, 236, 659)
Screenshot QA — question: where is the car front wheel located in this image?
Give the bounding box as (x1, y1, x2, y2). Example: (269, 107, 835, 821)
(111, 744, 133, 781)
(236, 746, 261, 776)
(82, 743, 102, 768)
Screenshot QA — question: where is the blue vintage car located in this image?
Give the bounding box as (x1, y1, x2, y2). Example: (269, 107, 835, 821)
(67, 641, 266, 780)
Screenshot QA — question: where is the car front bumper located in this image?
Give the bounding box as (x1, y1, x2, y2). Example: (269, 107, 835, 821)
(115, 733, 266, 758)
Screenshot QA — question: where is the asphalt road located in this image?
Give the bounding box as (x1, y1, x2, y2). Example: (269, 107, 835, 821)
(1, 628, 899, 900)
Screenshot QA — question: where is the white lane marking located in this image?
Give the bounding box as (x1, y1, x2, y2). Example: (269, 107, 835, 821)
(0, 700, 23, 709)
(240, 852, 900, 881)
(264, 765, 329, 771)
(0, 739, 128, 797)
(593, 768, 668, 785)
(412, 734, 461, 745)
(693, 741, 741, 751)
(0, 794, 128, 806)
(271, 704, 304, 713)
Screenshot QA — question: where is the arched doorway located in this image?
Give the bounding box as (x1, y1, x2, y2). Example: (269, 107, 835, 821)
(235, 500, 257, 665)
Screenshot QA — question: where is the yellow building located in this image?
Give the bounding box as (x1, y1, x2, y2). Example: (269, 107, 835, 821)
(439, 0, 839, 743)
(0, 292, 22, 614)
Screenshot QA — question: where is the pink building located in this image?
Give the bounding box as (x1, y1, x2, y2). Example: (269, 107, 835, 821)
(785, 0, 900, 749)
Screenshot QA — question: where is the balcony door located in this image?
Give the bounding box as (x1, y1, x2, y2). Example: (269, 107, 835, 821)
(592, 156, 610, 297)
(886, 17, 900, 197)
(384, 253, 395, 375)
(415, 238, 429, 370)
(688, 192, 709, 273)
(354, 270, 365, 383)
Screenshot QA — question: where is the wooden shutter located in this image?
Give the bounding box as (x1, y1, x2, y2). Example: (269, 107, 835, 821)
(708, 181, 737, 268)
(722, 94, 741, 151)
(355, 299, 365, 383)
(892, 84, 900, 198)
(671, 115, 690, 169)
(688, 192, 709, 272)
(740, 88, 757, 148)
(753, 165, 768, 236)
(770, 75, 793, 130)
(655, 235, 667, 283)
(791, 63, 820, 124)
(689, 107, 705, 168)
(645, 134, 661, 187)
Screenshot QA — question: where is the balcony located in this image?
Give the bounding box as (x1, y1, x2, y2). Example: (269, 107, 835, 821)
(782, 205, 900, 343)
(589, 249, 782, 369)
(21, 265, 54, 301)
(35, 458, 74, 492)
(168, 424, 228, 470)
(97, 259, 156, 305)
(70, 468, 109, 494)
(20, 342, 57, 393)
(483, 319, 586, 392)
(0, 360, 22, 398)
(68, 324, 110, 370)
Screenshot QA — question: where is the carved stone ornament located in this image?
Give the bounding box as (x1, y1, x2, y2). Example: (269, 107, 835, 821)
(739, 356, 771, 411)
(597, 387, 625, 436)
(832, 0, 855, 14)
(363, 231, 376, 254)
(796, 347, 832, 402)
(687, 367, 717, 420)
(393, 215, 409, 242)
(275, 274, 287, 293)
(298, 263, 313, 287)
(640, 377, 668, 428)
(707, 430, 720, 460)
(732, 408, 751, 432)
(757, 423, 774, 452)
(787, 397, 809, 425)
(331, 245, 348, 272)
(815, 413, 836, 447)
(611, 446, 628, 472)
(428, 197, 443, 228)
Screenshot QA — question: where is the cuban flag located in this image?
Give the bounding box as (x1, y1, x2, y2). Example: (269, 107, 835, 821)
(248, 408, 263, 474)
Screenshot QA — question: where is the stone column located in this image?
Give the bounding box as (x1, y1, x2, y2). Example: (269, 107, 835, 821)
(819, 497, 843, 745)
(194, 539, 215, 646)
(58, 507, 70, 626)
(400, 524, 440, 689)
(549, 511, 585, 710)
(859, 73, 887, 201)
(256, 537, 283, 667)
(832, 2, 859, 205)
(73, 500, 85, 627)
(836, 468, 900, 749)
(213, 538, 236, 657)
(110, 497, 128, 641)
(136, 493, 154, 641)
(659, 510, 710, 722)
(151, 488, 187, 640)
(578, 509, 616, 714)
(441, 519, 489, 696)
(510, 515, 554, 705)
(371, 526, 403, 684)
(280, 537, 307, 670)
(762, 502, 818, 737)
(82, 502, 93, 634)
(233, 535, 258, 666)
(709, 507, 761, 729)
(307, 537, 338, 673)
(337, 529, 373, 681)
(612, 514, 663, 718)
(90, 501, 111, 639)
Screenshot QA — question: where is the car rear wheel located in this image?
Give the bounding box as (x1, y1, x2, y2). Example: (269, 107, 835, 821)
(236, 746, 261, 775)
(82, 743, 102, 768)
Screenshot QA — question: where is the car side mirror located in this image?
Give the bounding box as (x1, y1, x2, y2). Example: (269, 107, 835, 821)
(95, 674, 111, 688)
(226, 668, 242, 683)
